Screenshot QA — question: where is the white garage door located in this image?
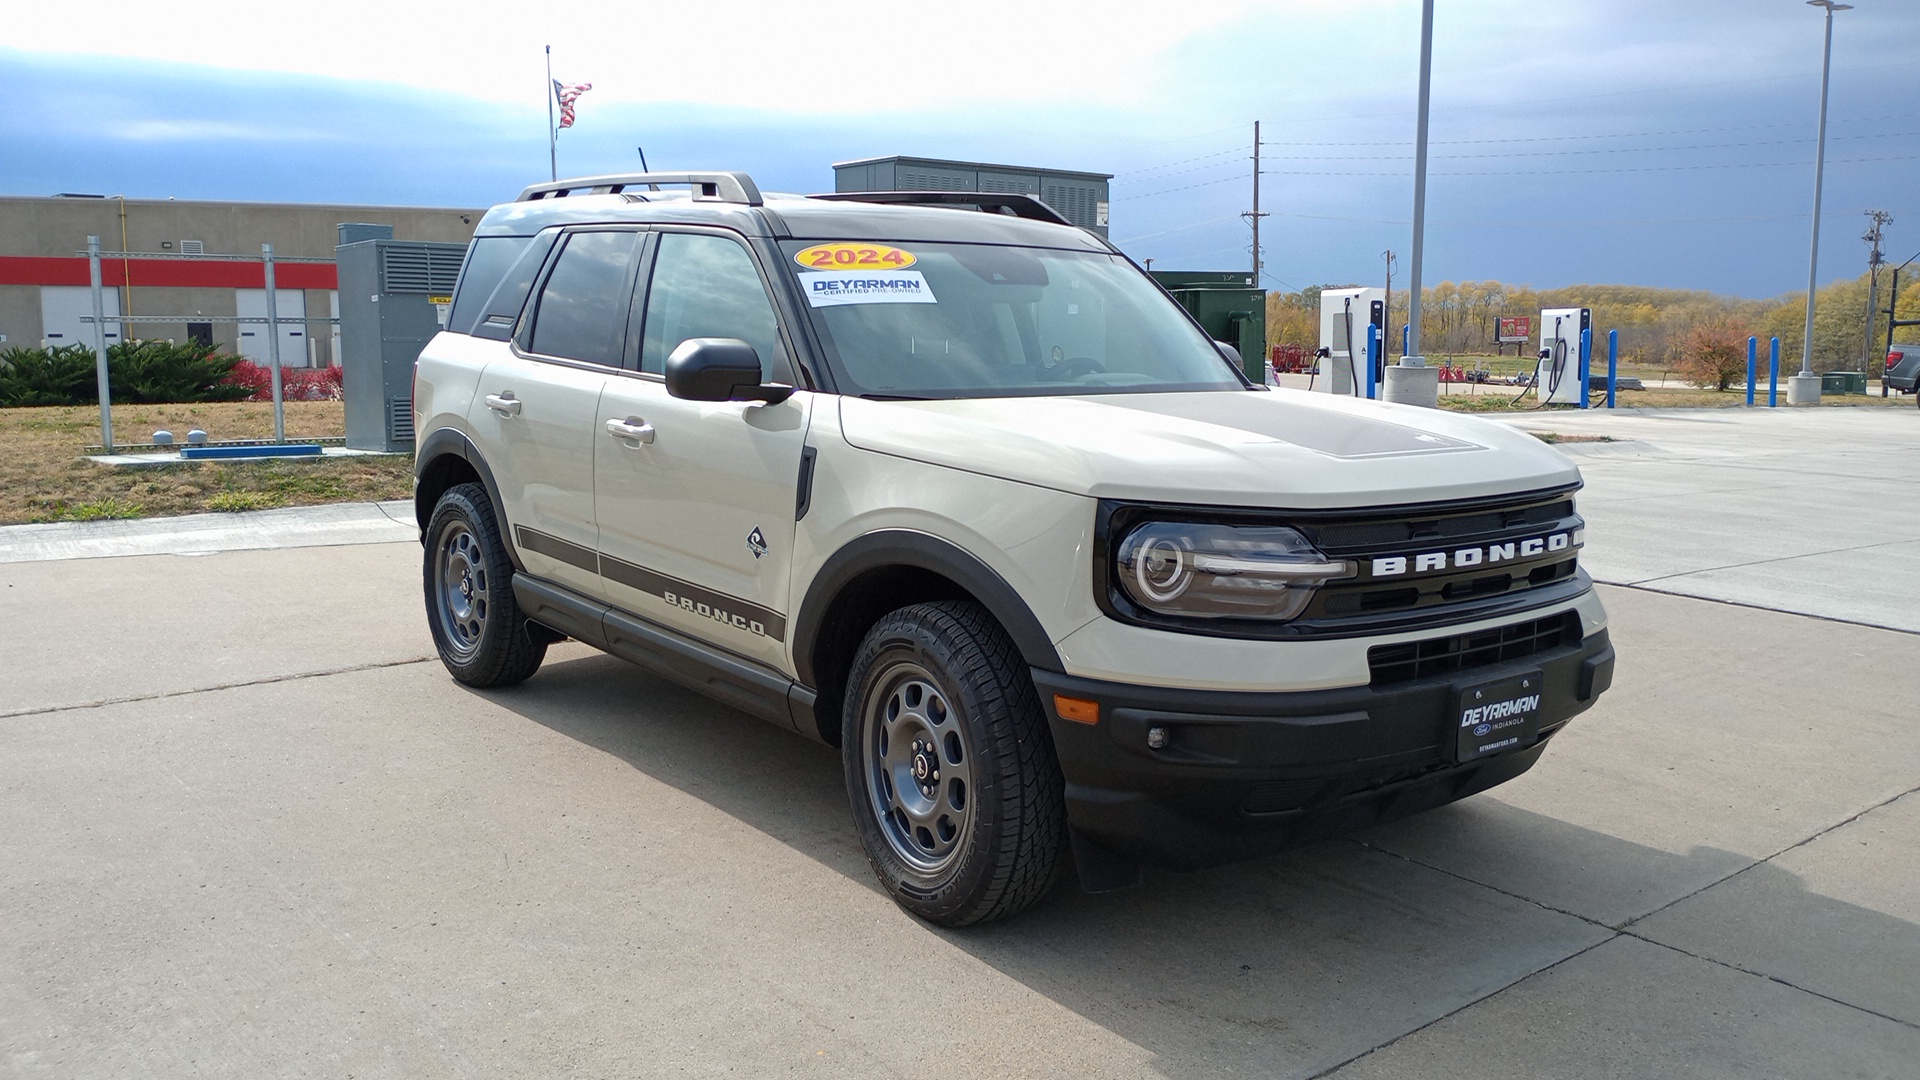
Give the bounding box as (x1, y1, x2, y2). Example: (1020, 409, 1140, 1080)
(40, 286, 122, 348)
(234, 289, 308, 366)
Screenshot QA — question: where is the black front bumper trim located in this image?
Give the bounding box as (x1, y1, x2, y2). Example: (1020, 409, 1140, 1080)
(1033, 627, 1613, 870)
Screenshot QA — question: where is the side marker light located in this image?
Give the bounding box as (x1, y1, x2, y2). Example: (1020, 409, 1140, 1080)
(1054, 695, 1100, 725)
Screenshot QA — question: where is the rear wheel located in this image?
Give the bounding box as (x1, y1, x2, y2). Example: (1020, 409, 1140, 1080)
(843, 601, 1066, 926)
(424, 482, 546, 687)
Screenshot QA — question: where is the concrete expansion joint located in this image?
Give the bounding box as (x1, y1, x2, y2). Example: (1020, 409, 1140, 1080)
(1607, 582, 1920, 638)
(0, 655, 436, 720)
(1303, 935, 1617, 1080)
(1612, 930, 1920, 1033)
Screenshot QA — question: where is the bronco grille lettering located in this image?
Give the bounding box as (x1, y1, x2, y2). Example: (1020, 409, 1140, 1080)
(1371, 532, 1573, 578)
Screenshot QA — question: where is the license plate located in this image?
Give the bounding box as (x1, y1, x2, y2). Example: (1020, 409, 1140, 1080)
(1454, 670, 1544, 762)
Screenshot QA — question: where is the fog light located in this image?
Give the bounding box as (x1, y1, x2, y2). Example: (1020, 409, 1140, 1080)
(1146, 725, 1169, 750)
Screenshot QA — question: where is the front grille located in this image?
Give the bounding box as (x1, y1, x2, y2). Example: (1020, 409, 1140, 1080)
(1368, 611, 1582, 687)
(1297, 492, 1582, 625)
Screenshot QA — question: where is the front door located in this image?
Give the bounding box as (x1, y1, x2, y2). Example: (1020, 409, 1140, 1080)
(476, 228, 641, 599)
(594, 231, 812, 671)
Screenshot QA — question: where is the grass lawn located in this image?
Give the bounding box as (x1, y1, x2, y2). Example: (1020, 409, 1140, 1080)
(0, 402, 413, 525)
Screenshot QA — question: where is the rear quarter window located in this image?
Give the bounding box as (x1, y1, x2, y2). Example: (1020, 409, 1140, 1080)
(449, 232, 559, 338)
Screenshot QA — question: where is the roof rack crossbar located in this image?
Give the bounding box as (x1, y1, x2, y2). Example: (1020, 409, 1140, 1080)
(518, 172, 763, 206)
(809, 191, 1075, 228)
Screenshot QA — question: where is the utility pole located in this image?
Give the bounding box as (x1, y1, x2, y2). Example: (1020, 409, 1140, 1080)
(1382, 248, 1396, 349)
(1242, 120, 1268, 287)
(1862, 209, 1891, 374)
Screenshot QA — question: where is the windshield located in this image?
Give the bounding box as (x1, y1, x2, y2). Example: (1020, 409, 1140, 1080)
(778, 240, 1247, 399)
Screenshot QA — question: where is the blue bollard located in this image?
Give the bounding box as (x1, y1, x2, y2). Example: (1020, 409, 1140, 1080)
(1607, 329, 1619, 408)
(1746, 337, 1757, 407)
(1768, 337, 1780, 407)
(1579, 328, 1593, 409)
(1365, 324, 1379, 400)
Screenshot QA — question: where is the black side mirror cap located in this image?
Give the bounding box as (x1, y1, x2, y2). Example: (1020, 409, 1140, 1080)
(1216, 341, 1243, 366)
(664, 338, 794, 404)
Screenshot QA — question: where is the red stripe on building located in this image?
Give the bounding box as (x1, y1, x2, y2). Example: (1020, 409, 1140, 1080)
(0, 256, 338, 290)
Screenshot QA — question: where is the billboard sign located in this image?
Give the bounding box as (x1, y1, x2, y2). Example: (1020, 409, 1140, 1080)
(1497, 316, 1533, 344)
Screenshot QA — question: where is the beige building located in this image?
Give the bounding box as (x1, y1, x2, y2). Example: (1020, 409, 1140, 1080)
(0, 195, 480, 363)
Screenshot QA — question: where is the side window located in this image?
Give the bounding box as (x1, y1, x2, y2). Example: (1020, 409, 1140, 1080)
(528, 231, 639, 366)
(447, 236, 529, 335)
(639, 233, 784, 377)
(467, 231, 558, 339)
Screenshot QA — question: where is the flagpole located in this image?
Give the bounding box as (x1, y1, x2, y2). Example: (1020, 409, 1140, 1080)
(545, 45, 557, 181)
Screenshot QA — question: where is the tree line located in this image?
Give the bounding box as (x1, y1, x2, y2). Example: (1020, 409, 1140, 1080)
(1267, 272, 1920, 379)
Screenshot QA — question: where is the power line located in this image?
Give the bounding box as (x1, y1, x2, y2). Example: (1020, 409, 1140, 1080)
(1112, 146, 1249, 178)
(1251, 152, 1918, 178)
(1260, 129, 1916, 163)
(1256, 112, 1918, 148)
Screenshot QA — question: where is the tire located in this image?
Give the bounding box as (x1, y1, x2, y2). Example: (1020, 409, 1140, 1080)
(423, 482, 547, 688)
(842, 601, 1066, 925)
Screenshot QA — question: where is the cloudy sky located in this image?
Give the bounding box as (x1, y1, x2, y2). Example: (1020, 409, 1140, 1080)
(3, 0, 1914, 297)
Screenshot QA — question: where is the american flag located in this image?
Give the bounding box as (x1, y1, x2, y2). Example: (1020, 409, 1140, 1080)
(553, 79, 592, 129)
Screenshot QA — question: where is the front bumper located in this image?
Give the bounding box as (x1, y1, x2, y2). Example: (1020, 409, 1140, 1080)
(1032, 625, 1614, 870)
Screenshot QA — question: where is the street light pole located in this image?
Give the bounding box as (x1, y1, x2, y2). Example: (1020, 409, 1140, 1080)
(1792, 0, 1851, 404)
(1383, 0, 1441, 407)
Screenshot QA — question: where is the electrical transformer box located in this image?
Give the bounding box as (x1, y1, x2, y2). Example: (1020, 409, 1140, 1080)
(337, 236, 466, 451)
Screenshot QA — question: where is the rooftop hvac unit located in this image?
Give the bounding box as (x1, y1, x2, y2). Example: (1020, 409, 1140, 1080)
(336, 231, 467, 451)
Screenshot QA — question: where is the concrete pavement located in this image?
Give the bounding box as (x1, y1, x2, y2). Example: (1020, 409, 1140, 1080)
(2, 407, 1917, 1079)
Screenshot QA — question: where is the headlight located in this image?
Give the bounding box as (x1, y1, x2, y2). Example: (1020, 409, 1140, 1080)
(1114, 522, 1354, 621)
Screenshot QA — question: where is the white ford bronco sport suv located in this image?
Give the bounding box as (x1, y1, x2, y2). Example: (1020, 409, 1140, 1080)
(414, 171, 1615, 925)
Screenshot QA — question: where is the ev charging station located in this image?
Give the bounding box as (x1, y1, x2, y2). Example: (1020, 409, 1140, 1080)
(1316, 287, 1385, 396)
(1535, 307, 1591, 406)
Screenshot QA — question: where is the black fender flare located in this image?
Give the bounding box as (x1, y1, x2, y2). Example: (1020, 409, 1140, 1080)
(414, 428, 521, 571)
(792, 529, 1064, 687)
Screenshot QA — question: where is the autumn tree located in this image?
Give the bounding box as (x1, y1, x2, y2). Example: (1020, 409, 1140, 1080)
(1672, 319, 1753, 391)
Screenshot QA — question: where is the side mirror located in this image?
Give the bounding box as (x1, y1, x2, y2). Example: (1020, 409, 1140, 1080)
(665, 338, 794, 404)
(1215, 340, 1243, 366)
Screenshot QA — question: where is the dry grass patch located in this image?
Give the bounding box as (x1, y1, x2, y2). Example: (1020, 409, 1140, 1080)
(0, 402, 413, 525)
(1439, 387, 1909, 413)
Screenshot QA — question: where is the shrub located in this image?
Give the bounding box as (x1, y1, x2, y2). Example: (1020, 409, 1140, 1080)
(1672, 320, 1752, 391)
(109, 340, 252, 404)
(0, 344, 101, 407)
(222, 361, 345, 402)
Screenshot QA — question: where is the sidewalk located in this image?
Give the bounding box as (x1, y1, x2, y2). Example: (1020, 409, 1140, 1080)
(0, 500, 418, 564)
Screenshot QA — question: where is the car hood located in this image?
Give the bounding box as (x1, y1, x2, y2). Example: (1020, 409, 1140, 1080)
(835, 389, 1581, 509)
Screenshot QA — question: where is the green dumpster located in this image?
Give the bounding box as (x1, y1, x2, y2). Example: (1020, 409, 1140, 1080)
(1151, 271, 1266, 383)
(1820, 371, 1867, 395)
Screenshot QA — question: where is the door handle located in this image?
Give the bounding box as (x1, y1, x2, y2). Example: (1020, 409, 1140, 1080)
(605, 416, 655, 445)
(484, 393, 522, 417)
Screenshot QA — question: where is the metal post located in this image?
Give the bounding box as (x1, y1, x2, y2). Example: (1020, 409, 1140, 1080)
(1579, 327, 1592, 409)
(1607, 329, 1619, 409)
(87, 236, 113, 452)
(1404, 0, 1434, 364)
(263, 244, 285, 443)
(1795, 1, 1850, 403)
(1769, 337, 1781, 407)
(546, 46, 558, 182)
(1887, 262, 1909, 395)
(1746, 337, 1758, 406)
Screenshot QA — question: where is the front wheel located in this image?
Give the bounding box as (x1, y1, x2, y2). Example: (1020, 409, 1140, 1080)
(843, 601, 1066, 926)
(423, 482, 546, 687)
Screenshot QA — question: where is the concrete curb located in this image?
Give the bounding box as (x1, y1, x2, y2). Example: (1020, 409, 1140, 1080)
(0, 500, 418, 564)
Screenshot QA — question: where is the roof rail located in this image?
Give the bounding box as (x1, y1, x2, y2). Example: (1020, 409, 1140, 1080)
(809, 191, 1074, 228)
(517, 172, 763, 206)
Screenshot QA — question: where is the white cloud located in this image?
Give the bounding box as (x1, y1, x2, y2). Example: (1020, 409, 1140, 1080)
(17, 0, 1269, 113)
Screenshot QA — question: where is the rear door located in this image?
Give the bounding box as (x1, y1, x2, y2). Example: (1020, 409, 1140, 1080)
(593, 229, 812, 671)
(474, 228, 641, 599)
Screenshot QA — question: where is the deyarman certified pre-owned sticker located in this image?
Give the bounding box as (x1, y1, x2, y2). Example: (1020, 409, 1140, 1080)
(799, 271, 938, 307)
(794, 242, 917, 271)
